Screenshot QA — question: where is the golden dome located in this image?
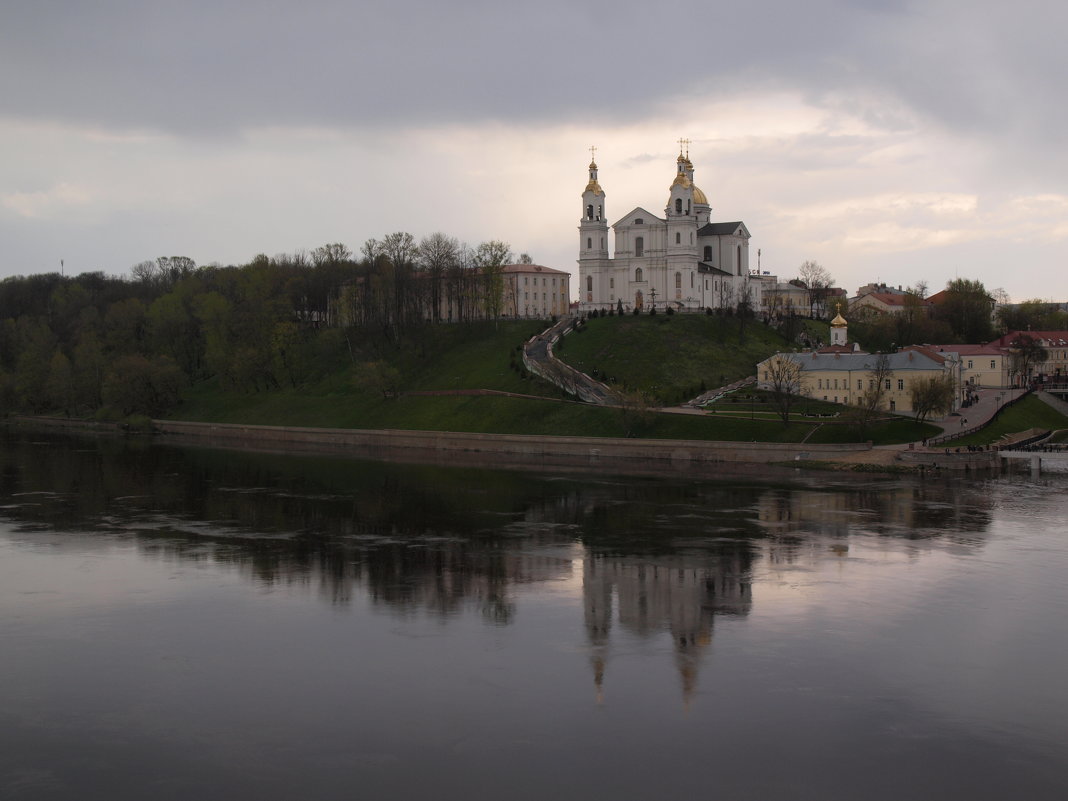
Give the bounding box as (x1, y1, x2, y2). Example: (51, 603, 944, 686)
(584, 179, 603, 194)
(692, 185, 707, 205)
(671, 173, 691, 189)
(589, 160, 598, 170)
(831, 311, 848, 327)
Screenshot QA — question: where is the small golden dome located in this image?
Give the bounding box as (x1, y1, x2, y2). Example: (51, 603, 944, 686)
(584, 179, 603, 194)
(831, 311, 848, 327)
(692, 185, 707, 205)
(589, 160, 598, 170)
(671, 173, 691, 189)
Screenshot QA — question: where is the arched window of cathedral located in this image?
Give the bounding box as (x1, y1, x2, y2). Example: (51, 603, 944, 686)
(586, 204, 593, 220)
(690, 232, 694, 244)
(635, 267, 644, 282)
(635, 218, 644, 225)
(675, 272, 682, 289)
(600, 237, 604, 249)
(675, 198, 682, 214)
(737, 245, 742, 275)
(703, 246, 712, 261)
(587, 237, 592, 249)
(635, 237, 644, 257)
(586, 275, 592, 291)
(597, 205, 602, 220)
(675, 232, 681, 244)
(690, 272, 694, 288)
(686, 200, 691, 215)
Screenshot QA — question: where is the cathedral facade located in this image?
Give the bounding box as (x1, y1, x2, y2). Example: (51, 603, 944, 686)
(578, 148, 761, 313)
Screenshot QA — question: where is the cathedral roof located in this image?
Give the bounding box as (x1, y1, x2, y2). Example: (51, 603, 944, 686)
(698, 221, 748, 237)
(697, 263, 733, 276)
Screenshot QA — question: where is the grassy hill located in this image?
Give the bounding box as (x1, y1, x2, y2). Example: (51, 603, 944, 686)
(553, 312, 794, 403)
(170, 317, 938, 445)
(940, 395, 1068, 446)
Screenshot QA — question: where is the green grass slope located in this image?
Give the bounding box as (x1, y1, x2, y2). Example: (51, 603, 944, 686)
(941, 395, 1068, 446)
(170, 317, 934, 445)
(553, 313, 797, 403)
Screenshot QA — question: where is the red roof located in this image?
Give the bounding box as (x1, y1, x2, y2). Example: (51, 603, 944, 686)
(988, 331, 1068, 347)
(857, 292, 928, 307)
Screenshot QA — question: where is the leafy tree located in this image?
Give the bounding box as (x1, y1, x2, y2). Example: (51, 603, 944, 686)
(933, 278, 994, 343)
(101, 355, 184, 416)
(44, 350, 75, 415)
(1007, 334, 1049, 385)
(474, 240, 513, 324)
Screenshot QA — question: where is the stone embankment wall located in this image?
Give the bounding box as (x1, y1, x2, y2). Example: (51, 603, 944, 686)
(154, 420, 870, 470)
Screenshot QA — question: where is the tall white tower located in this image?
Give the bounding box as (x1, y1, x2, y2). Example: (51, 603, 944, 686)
(578, 148, 609, 307)
(665, 143, 699, 305)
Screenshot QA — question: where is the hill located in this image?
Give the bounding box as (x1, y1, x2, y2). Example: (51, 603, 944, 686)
(553, 312, 805, 403)
(173, 317, 936, 445)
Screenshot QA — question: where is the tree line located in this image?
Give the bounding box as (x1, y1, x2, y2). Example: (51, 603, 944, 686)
(0, 233, 519, 419)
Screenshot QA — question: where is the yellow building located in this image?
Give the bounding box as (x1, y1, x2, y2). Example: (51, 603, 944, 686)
(757, 347, 961, 414)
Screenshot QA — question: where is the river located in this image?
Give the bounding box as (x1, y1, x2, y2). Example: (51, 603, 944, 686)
(1, 429, 1065, 800)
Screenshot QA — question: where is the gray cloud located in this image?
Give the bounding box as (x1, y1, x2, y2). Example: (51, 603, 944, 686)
(8, 0, 1058, 146)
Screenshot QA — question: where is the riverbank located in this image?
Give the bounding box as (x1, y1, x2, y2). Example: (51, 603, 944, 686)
(8, 415, 1000, 477)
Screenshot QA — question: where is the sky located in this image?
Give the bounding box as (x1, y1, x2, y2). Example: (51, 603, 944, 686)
(2, 0, 1066, 302)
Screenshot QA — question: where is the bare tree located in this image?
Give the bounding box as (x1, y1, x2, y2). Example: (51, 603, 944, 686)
(853, 353, 893, 434)
(765, 354, 803, 425)
(418, 232, 459, 323)
(798, 260, 834, 318)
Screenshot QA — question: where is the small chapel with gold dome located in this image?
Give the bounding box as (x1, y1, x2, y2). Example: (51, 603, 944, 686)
(578, 144, 761, 313)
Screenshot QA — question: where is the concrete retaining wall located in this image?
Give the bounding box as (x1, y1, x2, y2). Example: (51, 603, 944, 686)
(154, 420, 871, 469)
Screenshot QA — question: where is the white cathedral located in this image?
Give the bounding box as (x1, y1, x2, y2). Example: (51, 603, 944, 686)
(578, 146, 761, 313)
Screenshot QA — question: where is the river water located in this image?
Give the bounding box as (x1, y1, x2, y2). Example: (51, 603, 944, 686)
(1, 430, 1066, 800)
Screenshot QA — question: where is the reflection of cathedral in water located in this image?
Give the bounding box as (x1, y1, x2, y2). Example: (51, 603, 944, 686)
(583, 547, 752, 704)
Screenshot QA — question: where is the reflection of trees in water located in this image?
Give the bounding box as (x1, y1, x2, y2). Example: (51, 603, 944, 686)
(756, 480, 993, 564)
(1, 432, 994, 642)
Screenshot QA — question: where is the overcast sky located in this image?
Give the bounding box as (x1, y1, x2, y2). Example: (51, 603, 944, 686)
(2, 0, 1066, 301)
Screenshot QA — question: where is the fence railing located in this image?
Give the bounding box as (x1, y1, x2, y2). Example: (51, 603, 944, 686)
(926, 389, 1032, 447)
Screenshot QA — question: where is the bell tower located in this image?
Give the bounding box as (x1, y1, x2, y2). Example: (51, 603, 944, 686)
(578, 146, 610, 308)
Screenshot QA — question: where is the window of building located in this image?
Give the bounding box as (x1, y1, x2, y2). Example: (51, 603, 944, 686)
(675, 232, 681, 244)
(609, 277, 614, 289)
(885, 379, 891, 390)
(857, 380, 862, 390)
(703, 246, 712, 261)
(897, 379, 904, 390)
(635, 237, 644, 257)
(991, 360, 996, 369)
(690, 273, 694, 288)
(968, 360, 973, 369)
(737, 244, 742, 276)
(586, 276, 592, 292)
(675, 198, 682, 214)
(587, 237, 592, 249)
(586, 204, 593, 220)
(635, 267, 644, 282)
(635, 218, 643, 225)
(675, 272, 682, 289)
(597, 205, 602, 220)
